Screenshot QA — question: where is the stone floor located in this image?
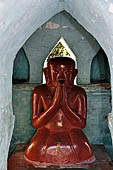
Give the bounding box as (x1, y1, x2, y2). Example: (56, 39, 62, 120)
(8, 144, 113, 170)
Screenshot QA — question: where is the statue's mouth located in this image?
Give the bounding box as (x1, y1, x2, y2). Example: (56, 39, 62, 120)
(59, 79, 65, 84)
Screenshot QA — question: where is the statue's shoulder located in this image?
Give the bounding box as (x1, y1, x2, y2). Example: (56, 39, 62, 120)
(73, 85, 86, 96)
(33, 84, 48, 95)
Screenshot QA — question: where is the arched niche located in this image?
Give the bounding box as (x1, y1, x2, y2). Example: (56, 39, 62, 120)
(10, 10, 112, 162)
(10, 10, 100, 158)
(13, 48, 30, 83)
(90, 48, 110, 84)
(10, 9, 112, 160)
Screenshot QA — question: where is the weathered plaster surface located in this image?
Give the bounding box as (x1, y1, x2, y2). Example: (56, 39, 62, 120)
(0, 0, 113, 169)
(23, 11, 100, 84)
(65, 0, 113, 71)
(0, 62, 15, 169)
(45, 21, 60, 29)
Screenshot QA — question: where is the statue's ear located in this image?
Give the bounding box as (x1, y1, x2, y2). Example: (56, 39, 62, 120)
(43, 67, 50, 84)
(73, 69, 78, 77)
(43, 67, 48, 75)
(71, 69, 78, 84)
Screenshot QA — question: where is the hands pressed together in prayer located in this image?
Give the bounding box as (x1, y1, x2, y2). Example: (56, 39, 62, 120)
(51, 81, 68, 110)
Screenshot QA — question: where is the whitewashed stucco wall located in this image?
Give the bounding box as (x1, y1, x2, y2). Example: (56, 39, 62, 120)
(0, 0, 113, 169)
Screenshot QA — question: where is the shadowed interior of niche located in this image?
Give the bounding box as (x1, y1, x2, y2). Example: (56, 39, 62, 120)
(13, 47, 30, 83)
(90, 48, 110, 84)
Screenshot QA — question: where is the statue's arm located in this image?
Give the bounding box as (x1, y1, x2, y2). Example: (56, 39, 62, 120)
(61, 87, 87, 129)
(32, 86, 60, 129)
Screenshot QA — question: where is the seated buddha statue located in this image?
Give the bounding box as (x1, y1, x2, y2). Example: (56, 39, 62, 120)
(24, 57, 95, 165)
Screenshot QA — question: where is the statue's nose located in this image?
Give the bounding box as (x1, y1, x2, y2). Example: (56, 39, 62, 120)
(58, 72, 65, 84)
(58, 72, 65, 81)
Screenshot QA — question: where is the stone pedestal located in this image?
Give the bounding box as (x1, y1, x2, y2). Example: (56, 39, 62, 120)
(8, 144, 113, 170)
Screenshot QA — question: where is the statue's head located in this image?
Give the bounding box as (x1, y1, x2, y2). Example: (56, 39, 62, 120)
(43, 57, 78, 89)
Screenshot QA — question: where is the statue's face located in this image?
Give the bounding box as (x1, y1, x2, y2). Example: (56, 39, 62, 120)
(48, 63, 74, 88)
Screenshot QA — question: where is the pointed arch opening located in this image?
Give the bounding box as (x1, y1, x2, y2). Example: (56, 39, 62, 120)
(13, 47, 30, 83)
(90, 48, 110, 84)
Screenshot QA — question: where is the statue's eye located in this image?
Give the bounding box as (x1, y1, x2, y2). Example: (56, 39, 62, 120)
(65, 71, 72, 74)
